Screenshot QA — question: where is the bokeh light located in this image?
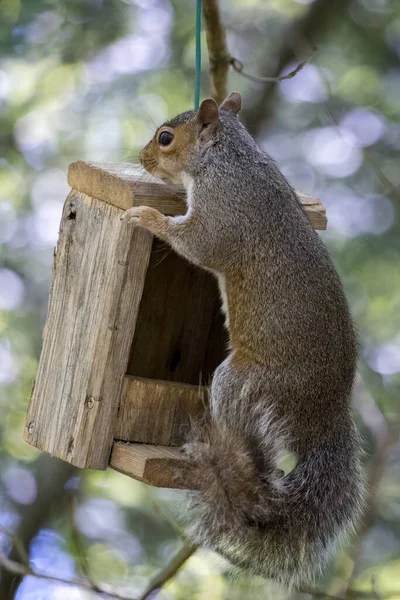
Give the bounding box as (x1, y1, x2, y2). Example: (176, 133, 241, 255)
(1, 1, 400, 599)
(0, 269, 25, 311)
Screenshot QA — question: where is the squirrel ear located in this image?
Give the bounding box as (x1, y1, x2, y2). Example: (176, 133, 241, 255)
(197, 98, 219, 127)
(220, 92, 242, 115)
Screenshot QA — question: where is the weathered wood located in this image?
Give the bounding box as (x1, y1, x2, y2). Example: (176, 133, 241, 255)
(114, 376, 207, 446)
(68, 161, 327, 229)
(109, 442, 199, 489)
(25, 159, 328, 485)
(68, 161, 186, 214)
(299, 199, 327, 231)
(127, 238, 226, 385)
(25, 190, 153, 469)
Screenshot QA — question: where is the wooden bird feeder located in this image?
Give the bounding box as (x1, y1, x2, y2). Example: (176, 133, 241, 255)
(24, 161, 327, 489)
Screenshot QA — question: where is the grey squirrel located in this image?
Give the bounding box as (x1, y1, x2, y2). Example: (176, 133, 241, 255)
(122, 93, 366, 586)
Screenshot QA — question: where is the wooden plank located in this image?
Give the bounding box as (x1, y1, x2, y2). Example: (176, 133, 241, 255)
(301, 204, 327, 231)
(109, 442, 198, 490)
(127, 239, 225, 385)
(68, 161, 327, 229)
(24, 190, 153, 469)
(114, 376, 207, 446)
(68, 161, 186, 214)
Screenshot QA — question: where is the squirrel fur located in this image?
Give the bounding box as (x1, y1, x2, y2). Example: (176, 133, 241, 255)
(123, 93, 366, 587)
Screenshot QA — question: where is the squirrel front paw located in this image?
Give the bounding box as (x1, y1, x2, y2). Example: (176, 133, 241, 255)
(121, 206, 167, 234)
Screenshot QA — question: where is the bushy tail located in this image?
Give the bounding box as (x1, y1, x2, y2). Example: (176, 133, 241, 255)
(183, 419, 365, 587)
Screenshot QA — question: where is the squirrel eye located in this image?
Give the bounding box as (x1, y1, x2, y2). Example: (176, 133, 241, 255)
(158, 131, 174, 147)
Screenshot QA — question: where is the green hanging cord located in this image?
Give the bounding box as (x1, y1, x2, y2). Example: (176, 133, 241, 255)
(194, 0, 202, 109)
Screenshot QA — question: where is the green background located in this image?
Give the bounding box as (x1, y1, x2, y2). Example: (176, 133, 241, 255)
(0, 0, 399, 598)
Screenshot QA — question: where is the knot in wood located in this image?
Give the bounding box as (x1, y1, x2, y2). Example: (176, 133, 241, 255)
(85, 396, 95, 409)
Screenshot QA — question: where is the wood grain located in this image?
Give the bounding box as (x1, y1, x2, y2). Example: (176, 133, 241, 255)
(109, 442, 199, 489)
(26, 159, 328, 484)
(127, 238, 226, 385)
(114, 376, 207, 446)
(68, 161, 186, 214)
(68, 161, 327, 229)
(24, 190, 153, 469)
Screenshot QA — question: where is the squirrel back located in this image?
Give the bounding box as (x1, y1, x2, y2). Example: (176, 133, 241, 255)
(131, 92, 366, 587)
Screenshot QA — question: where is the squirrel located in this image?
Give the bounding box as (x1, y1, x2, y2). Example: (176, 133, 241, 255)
(122, 92, 366, 587)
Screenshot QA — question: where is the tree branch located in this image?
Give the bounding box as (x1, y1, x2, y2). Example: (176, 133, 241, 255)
(0, 454, 76, 600)
(202, 0, 316, 105)
(0, 542, 196, 600)
(2, 546, 400, 600)
(0, 550, 136, 600)
(230, 48, 317, 84)
(202, 0, 230, 104)
(137, 543, 197, 600)
(242, 0, 352, 135)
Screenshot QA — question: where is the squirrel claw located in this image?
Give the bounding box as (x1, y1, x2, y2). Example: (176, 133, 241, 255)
(121, 207, 141, 225)
(121, 206, 165, 233)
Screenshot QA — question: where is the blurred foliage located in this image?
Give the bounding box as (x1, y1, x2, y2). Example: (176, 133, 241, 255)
(0, 0, 400, 598)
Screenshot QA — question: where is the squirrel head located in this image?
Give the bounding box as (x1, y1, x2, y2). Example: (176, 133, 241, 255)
(139, 92, 242, 184)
